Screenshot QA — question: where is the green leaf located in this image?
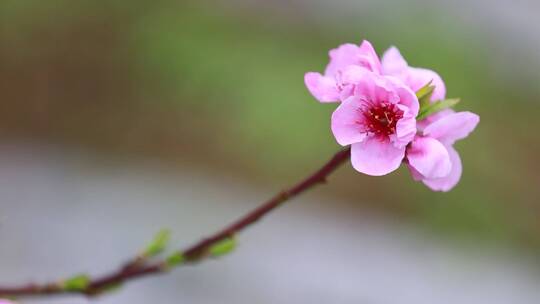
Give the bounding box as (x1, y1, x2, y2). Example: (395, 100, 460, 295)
(417, 98, 460, 120)
(209, 237, 237, 257)
(165, 252, 185, 267)
(144, 229, 171, 257)
(415, 81, 434, 109)
(62, 274, 90, 291)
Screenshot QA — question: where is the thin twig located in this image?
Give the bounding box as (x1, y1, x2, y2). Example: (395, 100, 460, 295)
(0, 147, 351, 298)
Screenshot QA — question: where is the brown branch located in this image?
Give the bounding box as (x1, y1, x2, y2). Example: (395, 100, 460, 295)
(0, 147, 351, 298)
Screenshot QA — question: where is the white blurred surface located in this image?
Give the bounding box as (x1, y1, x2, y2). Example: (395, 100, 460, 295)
(0, 142, 539, 304)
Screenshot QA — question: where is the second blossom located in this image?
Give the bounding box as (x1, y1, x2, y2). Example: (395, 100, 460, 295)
(331, 69, 418, 176)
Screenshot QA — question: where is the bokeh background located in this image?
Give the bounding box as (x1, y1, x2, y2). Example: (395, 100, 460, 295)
(1, 0, 539, 303)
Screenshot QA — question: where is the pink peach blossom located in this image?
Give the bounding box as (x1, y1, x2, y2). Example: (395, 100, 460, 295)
(381, 46, 446, 102)
(306, 39, 479, 191)
(305, 40, 446, 105)
(331, 70, 419, 176)
(407, 111, 479, 191)
(304, 41, 380, 103)
(380, 46, 449, 130)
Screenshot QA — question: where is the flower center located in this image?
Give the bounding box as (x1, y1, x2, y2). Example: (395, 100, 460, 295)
(360, 102, 403, 138)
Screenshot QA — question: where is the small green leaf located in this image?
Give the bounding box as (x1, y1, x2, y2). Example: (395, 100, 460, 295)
(415, 81, 434, 99)
(144, 229, 171, 257)
(417, 98, 460, 120)
(209, 237, 237, 257)
(415, 81, 434, 109)
(166, 252, 185, 267)
(62, 274, 90, 291)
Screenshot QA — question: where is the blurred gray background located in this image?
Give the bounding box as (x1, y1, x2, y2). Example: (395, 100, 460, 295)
(1, 142, 539, 304)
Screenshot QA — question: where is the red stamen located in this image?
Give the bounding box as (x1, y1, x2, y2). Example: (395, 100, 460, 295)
(359, 101, 403, 139)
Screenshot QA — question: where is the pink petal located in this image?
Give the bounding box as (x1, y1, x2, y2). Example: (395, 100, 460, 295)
(422, 145, 462, 192)
(338, 65, 371, 100)
(358, 40, 382, 74)
(423, 111, 480, 145)
(394, 113, 416, 147)
(406, 67, 446, 101)
(331, 96, 367, 146)
(393, 80, 419, 116)
(407, 163, 425, 181)
(353, 71, 396, 104)
(325, 43, 362, 76)
(381, 47, 446, 101)
(304, 72, 340, 103)
(381, 46, 408, 75)
(339, 65, 371, 85)
(417, 109, 454, 131)
(351, 137, 405, 176)
(407, 137, 451, 179)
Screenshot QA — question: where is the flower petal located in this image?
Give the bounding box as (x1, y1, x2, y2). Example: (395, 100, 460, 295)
(351, 137, 405, 176)
(381, 46, 408, 75)
(358, 40, 382, 74)
(353, 71, 396, 104)
(423, 111, 480, 145)
(394, 113, 416, 148)
(422, 145, 462, 192)
(417, 109, 454, 131)
(393, 79, 419, 116)
(407, 137, 451, 179)
(338, 65, 371, 100)
(325, 43, 362, 76)
(304, 72, 340, 103)
(331, 96, 367, 146)
(407, 163, 425, 181)
(381, 47, 446, 101)
(406, 67, 446, 101)
(339, 65, 371, 85)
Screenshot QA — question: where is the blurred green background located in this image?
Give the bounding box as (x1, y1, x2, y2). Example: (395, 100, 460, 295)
(1, 0, 539, 253)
